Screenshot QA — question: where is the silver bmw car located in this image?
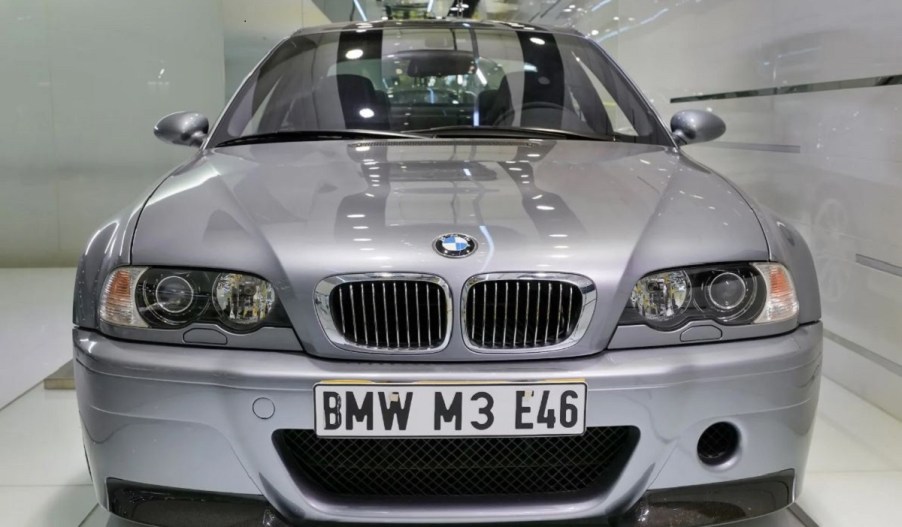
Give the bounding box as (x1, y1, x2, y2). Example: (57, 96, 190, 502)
(74, 19, 822, 527)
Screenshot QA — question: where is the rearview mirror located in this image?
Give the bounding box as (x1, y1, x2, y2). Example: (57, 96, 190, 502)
(406, 51, 474, 77)
(153, 111, 209, 147)
(670, 110, 726, 145)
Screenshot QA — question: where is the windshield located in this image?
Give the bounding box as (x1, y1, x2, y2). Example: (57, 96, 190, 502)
(210, 25, 672, 146)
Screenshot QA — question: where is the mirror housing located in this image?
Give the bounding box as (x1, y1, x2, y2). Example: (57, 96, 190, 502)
(670, 110, 726, 145)
(153, 111, 209, 147)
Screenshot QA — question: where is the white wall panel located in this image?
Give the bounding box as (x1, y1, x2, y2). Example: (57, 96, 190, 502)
(0, 0, 225, 267)
(772, 0, 902, 85)
(0, 0, 58, 264)
(222, 0, 330, 96)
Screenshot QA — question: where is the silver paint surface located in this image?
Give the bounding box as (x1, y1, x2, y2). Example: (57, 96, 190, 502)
(153, 111, 209, 148)
(75, 323, 821, 523)
(671, 109, 727, 145)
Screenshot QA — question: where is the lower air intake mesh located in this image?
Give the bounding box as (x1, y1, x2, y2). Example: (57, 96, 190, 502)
(274, 427, 638, 497)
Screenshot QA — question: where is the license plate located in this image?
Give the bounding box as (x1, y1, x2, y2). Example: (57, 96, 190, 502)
(314, 382, 586, 437)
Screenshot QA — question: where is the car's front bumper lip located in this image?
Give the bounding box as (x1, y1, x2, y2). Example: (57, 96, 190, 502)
(105, 469, 796, 527)
(74, 323, 821, 524)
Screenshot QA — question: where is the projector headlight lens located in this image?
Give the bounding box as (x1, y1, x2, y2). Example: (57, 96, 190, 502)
(135, 269, 207, 327)
(706, 271, 748, 312)
(155, 275, 196, 315)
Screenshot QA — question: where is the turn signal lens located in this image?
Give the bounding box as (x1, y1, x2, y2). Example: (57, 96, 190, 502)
(753, 263, 799, 323)
(213, 273, 277, 330)
(99, 267, 148, 327)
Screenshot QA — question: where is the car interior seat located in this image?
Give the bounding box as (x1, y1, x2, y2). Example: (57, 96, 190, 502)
(481, 71, 611, 135)
(287, 74, 390, 130)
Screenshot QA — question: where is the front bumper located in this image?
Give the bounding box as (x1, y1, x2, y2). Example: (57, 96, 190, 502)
(74, 323, 821, 525)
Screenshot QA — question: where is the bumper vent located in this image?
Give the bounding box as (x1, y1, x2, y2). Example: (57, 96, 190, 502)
(463, 274, 596, 351)
(315, 274, 451, 352)
(698, 422, 740, 465)
(274, 427, 638, 497)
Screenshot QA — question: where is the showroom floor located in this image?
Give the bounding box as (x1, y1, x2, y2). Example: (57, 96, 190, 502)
(1, 269, 900, 526)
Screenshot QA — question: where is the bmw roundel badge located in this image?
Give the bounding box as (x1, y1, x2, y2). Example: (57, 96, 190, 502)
(434, 233, 478, 258)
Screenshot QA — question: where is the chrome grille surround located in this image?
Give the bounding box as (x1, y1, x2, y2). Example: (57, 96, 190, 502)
(462, 273, 596, 353)
(314, 273, 452, 353)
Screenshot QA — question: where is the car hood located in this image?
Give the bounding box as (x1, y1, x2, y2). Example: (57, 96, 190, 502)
(133, 139, 768, 360)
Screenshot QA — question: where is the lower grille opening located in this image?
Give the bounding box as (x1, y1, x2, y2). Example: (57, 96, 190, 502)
(274, 427, 639, 498)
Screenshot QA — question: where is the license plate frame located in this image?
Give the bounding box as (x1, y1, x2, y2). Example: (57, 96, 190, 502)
(313, 381, 587, 438)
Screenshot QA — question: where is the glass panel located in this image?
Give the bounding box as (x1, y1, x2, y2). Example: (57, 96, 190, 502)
(211, 27, 671, 145)
(573, 57, 638, 136)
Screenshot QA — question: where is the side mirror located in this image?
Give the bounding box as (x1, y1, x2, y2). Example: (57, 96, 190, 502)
(153, 111, 209, 147)
(670, 109, 726, 145)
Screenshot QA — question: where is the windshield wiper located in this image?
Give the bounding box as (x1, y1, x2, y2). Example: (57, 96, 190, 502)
(215, 126, 620, 147)
(215, 129, 427, 147)
(411, 125, 618, 142)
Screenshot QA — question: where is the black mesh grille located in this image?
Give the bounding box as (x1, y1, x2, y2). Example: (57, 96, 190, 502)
(274, 427, 638, 497)
(330, 280, 447, 350)
(466, 280, 583, 349)
(697, 422, 740, 465)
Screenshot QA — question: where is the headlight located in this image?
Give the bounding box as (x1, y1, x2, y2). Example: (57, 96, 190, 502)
(213, 273, 276, 330)
(136, 268, 209, 327)
(99, 267, 287, 332)
(619, 263, 798, 330)
(628, 270, 691, 323)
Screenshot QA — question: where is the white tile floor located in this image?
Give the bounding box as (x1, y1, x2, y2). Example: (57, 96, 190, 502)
(0, 268, 900, 526)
